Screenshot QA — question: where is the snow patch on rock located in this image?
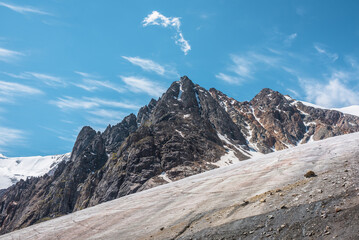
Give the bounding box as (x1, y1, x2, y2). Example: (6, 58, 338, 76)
(213, 149, 240, 167)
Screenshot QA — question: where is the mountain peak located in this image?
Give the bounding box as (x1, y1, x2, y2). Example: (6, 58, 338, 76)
(180, 75, 191, 83)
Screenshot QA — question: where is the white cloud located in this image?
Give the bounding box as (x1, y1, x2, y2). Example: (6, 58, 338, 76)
(215, 73, 243, 85)
(83, 79, 124, 93)
(84, 97, 140, 109)
(314, 44, 338, 62)
(58, 136, 76, 142)
(51, 96, 140, 110)
(229, 55, 253, 78)
(0, 80, 43, 102)
(122, 56, 178, 76)
(216, 52, 280, 85)
(72, 83, 98, 92)
(123, 56, 165, 74)
(4, 71, 65, 87)
(0, 127, 24, 151)
(51, 97, 139, 126)
(288, 33, 297, 40)
(143, 11, 181, 29)
(0, 47, 23, 63)
(143, 11, 191, 55)
(73, 72, 124, 93)
(88, 109, 124, 119)
(50, 96, 98, 110)
(0, 1, 50, 15)
(286, 88, 300, 97)
(74, 71, 100, 78)
(27, 72, 63, 86)
(122, 56, 179, 76)
(119, 76, 166, 97)
(284, 33, 297, 46)
(87, 109, 125, 125)
(301, 77, 359, 108)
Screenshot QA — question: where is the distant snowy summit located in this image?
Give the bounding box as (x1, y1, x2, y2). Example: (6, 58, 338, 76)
(297, 101, 359, 117)
(0, 153, 70, 189)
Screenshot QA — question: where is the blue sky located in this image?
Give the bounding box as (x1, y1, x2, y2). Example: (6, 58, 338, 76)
(0, 0, 359, 157)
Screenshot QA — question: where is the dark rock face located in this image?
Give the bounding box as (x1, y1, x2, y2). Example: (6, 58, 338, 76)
(102, 113, 138, 152)
(0, 126, 108, 233)
(210, 88, 359, 153)
(1, 76, 359, 235)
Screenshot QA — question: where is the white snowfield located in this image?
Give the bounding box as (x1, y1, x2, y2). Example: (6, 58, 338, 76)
(299, 101, 359, 117)
(2, 132, 359, 240)
(0, 153, 70, 189)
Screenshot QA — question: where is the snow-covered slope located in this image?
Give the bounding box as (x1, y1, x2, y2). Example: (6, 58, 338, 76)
(334, 105, 359, 116)
(2, 132, 358, 239)
(0, 153, 70, 189)
(300, 101, 359, 117)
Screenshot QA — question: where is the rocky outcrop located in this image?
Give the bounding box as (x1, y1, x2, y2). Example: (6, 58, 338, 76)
(1, 76, 359, 235)
(209, 88, 359, 153)
(0, 126, 108, 233)
(102, 113, 138, 152)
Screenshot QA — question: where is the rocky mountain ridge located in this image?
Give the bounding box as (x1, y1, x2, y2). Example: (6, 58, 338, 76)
(1, 76, 359, 235)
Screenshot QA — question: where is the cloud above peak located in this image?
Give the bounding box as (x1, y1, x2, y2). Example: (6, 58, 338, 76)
(216, 52, 280, 85)
(301, 78, 359, 108)
(142, 11, 191, 55)
(122, 56, 178, 76)
(119, 76, 166, 97)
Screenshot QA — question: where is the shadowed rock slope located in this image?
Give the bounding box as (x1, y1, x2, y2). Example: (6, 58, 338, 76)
(1, 76, 359, 235)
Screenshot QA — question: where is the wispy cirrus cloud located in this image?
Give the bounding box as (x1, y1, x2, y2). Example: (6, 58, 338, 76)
(73, 71, 124, 93)
(119, 76, 166, 97)
(122, 56, 178, 76)
(314, 44, 338, 62)
(26, 72, 64, 86)
(75, 79, 124, 93)
(50, 96, 140, 110)
(50, 96, 139, 126)
(215, 73, 244, 85)
(0, 80, 43, 102)
(284, 33, 297, 46)
(4, 71, 65, 87)
(216, 52, 279, 85)
(143, 11, 191, 55)
(50, 97, 98, 110)
(0, 126, 24, 152)
(85, 97, 140, 109)
(87, 109, 125, 126)
(0, 1, 50, 15)
(0, 47, 23, 63)
(88, 109, 124, 119)
(74, 71, 100, 78)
